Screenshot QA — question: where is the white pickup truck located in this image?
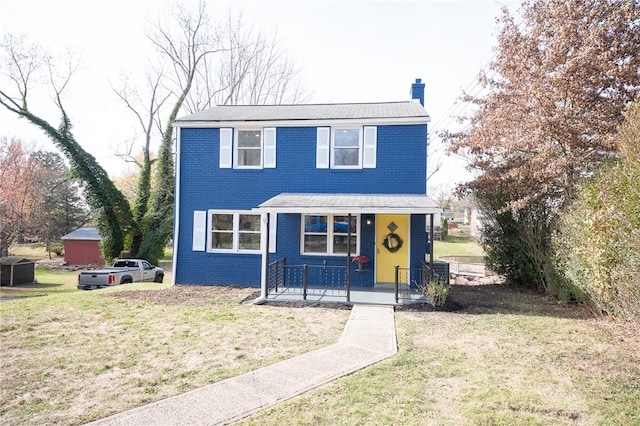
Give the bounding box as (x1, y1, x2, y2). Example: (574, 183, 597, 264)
(77, 259, 164, 290)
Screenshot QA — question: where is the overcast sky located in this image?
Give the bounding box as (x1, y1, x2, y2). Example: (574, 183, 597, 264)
(0, 0, 518, 190)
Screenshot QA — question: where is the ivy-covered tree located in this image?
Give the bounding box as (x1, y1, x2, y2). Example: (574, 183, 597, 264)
(0, 35, 133, 261)
(114, 3, 305, 263)
(2, 3, 306, 264)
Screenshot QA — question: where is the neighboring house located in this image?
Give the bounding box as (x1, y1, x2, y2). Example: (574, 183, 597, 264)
(469, 209, 486, 239)
(60, 227, 105, 266)
(172, 79, 440, 301)
(0, 257, 35, 286)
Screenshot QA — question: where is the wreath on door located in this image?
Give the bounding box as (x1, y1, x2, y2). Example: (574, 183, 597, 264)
(382, 233, 403, 253)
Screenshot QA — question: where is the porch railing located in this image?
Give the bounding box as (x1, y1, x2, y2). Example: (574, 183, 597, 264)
(268, 258, 348, 300)
(268, 258, 443, 304)
(393, 263, 430, 304)
(393, 261, 451, 303)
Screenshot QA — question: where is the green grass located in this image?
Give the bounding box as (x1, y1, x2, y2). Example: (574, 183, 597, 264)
(240, 291, 640, 425)
(4, 264, 639, 425)
(0, 268, 349, 425)
(0, 266, 78, 298)
(434, 234, 485, 258)
(159, 247, 173, 261)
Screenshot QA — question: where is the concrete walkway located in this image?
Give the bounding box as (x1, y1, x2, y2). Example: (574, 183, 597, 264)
(89, 305, 397, 426)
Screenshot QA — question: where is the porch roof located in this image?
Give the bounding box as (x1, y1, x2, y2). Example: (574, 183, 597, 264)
(255, 193, 440, 214)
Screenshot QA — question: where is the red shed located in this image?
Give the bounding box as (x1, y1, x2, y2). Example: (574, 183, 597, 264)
(61, 227, 105, 266)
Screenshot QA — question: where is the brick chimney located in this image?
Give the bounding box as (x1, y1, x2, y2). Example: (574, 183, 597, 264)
(411, 78, 425, 106)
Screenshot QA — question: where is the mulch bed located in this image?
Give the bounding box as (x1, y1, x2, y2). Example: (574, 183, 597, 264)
(102, 279, 584, 318)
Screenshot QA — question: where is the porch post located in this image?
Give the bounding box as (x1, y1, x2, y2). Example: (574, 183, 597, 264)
(260, 212, 270, 299)
(429, 213, 434, 281)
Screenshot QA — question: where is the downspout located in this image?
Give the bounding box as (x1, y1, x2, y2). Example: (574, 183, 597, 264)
(171, 126, 182, 286)
(346, 213, 352, 302)
(259, 212, 271, 300)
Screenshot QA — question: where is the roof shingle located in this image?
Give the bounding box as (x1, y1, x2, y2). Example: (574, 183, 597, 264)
(175, 101, 430, 123)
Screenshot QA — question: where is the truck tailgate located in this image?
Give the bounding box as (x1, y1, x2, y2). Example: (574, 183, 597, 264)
(78, 271, 112, 286)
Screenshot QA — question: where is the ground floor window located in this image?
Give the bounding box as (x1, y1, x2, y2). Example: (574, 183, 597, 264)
(209, 211, 261, 253)
(302, 214, 359, 255)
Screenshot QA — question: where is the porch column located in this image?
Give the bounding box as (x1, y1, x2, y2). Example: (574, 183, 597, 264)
(346, 213, 352, 302)
(429, 213, 434, 280)
(260, 212, 270, 299)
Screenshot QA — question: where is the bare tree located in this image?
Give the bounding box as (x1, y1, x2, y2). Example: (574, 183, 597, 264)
(430, 183, 453, 211)
(112, 70, 171, 256)
(184, 11, 306, 112)
(129, 1, 225, 262)
(116, 3, 307, 262)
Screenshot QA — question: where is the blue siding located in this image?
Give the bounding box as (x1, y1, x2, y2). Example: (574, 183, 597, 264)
(175, 124, 428, 286)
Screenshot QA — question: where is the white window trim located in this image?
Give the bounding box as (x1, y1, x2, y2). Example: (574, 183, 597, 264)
(331, 127, 363, 169)
(208, 210, 262, 254)
(301, 214, 360, 256)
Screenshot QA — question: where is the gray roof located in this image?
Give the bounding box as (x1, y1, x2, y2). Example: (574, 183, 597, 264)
(0, 257, 34, 265)
(257, 193, 439, 214)
(61, 226, 101, 241)
(175, 101, 430, 124)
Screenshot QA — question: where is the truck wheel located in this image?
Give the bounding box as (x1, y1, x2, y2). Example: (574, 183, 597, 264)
(121, 278, 133, 284)
(154, 274, 164, 283)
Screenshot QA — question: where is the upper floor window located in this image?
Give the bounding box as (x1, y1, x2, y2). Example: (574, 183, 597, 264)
(219, 127, 276, 169)
(333, 128, 361, 167)
(236, 130, 262, 167)
(317, 126, 376, 169)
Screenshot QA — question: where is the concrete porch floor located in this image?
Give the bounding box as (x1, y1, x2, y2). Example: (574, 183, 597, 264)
(265, 284, 428, 305)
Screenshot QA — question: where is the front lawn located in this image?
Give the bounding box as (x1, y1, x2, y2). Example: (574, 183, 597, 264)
(0, 271, 349, 425)
(3, 266, 639, 425)
(240, 285, 640, 425)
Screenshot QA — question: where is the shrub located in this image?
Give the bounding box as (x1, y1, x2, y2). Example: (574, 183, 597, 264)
(419, 280, 450, 307)
(49, 242, 64, 256)
(554, 101, 640, 324)
(441, 218, 449, 238)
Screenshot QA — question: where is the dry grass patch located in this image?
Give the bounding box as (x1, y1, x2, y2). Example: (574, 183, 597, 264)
(0, 284, 349, 425)
(240, 284, 640, 425)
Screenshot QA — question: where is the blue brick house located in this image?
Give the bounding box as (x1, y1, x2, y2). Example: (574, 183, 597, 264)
(172, 79, 439, 303)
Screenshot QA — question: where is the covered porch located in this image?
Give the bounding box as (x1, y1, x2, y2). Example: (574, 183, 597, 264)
(255, 193, 441, 305)
(266, 284, 428, 305)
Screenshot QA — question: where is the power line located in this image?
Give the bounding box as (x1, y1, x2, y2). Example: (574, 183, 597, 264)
(427, 6, 526, 146)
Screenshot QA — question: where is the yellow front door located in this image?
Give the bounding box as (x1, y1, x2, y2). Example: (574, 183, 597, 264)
(376, 214, 409, 284)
